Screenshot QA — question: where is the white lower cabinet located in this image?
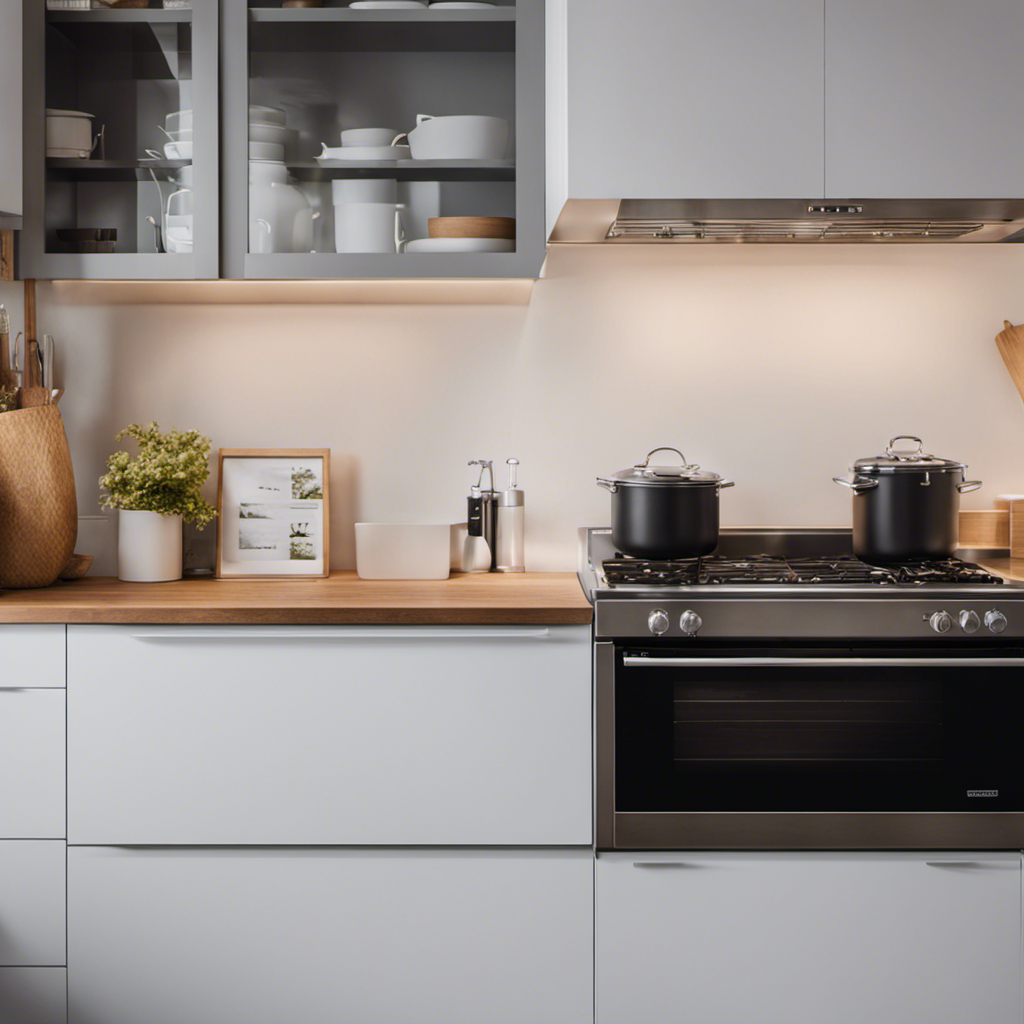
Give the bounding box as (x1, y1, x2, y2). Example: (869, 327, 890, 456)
(68, 625, 591, 845)
(596, 852, 1022, 1024)
(0, 689, 65, 838)
(68, 847, 593, 1024)
(0, 968, 67, 1024)
(0, 841, 66, 966)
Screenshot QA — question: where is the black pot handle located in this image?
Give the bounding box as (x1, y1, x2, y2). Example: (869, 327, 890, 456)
(958, 479, 983, 494)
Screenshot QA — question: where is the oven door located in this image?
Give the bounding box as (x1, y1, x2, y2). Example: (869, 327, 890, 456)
(596, 643, 1024, 849)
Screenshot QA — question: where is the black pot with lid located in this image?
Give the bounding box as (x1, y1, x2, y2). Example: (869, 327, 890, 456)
(597, 447, 734, 559)
(833, 435, 982, 562)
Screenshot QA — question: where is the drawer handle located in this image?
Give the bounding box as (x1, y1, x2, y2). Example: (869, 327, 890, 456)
(924, 860, 1009, 869)
(632, 861, 700, 869)
(127, 628, 554, 641)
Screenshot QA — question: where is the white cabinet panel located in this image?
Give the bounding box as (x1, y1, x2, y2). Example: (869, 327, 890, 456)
(0, 626, 65, 688)
(68, 625, 591, 845)
(597, 852, 1022, 1024)
(566, 0, 824, 199)
(0, 690, 65, 839)
(68, 848, 593, 1024)
(0, 0, 22, 220)
(0, 842, 65, 966)
(0, 969, 66, 1024)
(826, 0, 1024, 197)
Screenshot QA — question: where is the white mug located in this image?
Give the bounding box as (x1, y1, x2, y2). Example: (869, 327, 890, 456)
(335, 203, 405, 254)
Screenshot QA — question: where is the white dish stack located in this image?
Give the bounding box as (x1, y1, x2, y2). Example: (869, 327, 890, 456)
(331, 128, 406, 253)
(162, 110, 193, 253)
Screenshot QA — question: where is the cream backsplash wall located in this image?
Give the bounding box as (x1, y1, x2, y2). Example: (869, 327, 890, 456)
(3, 243, 1024, 574)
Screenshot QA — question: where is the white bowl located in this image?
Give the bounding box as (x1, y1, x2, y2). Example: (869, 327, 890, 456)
(317, 143, 411, 162)
(250, 105, 287, 126)
(355, 523, 452, 580)
(164, 141, 193, 160)
(400, 114, 509, 160)
(250, 141, 285, 161)
(249, 122, 289, 145)
(166, 109, 192, 132)
(404, 236, 514, 253)
(249, 159, 290, 184)
(332, 178, 398, 203)
(430, 2, 495, 6)
(340, 127, 400, 148)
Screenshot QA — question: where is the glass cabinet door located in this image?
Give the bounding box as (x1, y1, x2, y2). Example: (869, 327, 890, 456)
(222, 0, 544, 279)
(21, 0, 218, 279)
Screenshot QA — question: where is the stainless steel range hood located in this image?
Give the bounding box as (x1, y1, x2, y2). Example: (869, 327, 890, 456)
(549, 199, 1024, 244)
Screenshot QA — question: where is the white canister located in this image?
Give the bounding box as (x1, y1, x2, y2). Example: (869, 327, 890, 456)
(118, 510, 183, 583)
(331, 178, 398, 204)
(45, 109, 98, 157)
(334, 203, 405, 253)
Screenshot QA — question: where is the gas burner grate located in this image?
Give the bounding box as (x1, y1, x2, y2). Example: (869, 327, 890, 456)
(601, 553, 1005, 587)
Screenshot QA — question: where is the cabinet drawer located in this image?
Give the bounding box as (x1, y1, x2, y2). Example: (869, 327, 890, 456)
(69, 625, 591, 845)
(0, 841, 65, 965)
(69, 847, 592, 1024)
(0, 626, 64, 688)
(597, 852, 1022, 1024)
(0, 690, 65, 838)
(0, 968, 66, 1024)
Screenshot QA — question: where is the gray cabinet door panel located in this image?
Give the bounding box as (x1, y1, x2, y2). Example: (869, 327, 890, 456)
(597, 852, 1022, 1024)
(68, 848, 593, 1024)
(826, 0, 1024, 197)
(0, 842, 66, 966)
(0, 969, 67, 1024)
(567, 0, 825, 199)
(0, 0, 22, 220)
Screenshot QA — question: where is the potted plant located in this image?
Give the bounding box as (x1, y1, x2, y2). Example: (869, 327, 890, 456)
(100, 423, 216, 582)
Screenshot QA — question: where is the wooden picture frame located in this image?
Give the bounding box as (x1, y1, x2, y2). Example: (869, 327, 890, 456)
(216, 448, 330, 579)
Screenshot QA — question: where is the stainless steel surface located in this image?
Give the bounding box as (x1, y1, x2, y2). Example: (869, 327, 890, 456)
(833, 475, 879, 492)
(852, 435, 968, 474)
(597, 447, 728, 490)
(495, 458, 525, 573)
(621, 656, 1024, 668)
(550, 198, 1024, 244)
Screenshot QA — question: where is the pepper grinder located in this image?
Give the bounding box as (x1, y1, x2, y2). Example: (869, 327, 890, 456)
(466, 460, 498, 573)
(496, 458, 525, 572)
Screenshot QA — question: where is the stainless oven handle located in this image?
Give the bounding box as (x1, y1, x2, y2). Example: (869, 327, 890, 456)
(622, 656, 1024, 668)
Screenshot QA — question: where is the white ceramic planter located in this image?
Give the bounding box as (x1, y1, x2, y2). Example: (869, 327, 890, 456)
(118, 510, 183, 583)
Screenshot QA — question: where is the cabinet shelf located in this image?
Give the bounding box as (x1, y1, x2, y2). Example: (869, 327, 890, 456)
(47, 159, 189, 181)
(46, 9, 192, 23)
(249, 9, 514, 51)
(289, 159, 515, 182)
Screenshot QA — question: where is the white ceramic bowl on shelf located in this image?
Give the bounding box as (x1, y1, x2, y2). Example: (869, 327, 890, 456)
(340, 127, 400, 148)
(249, 141, 285, 161)
(317, 143, 411, 162)
(404, 236, 514, 253)
(249, 105, 287, 127)
(249, 122, 289, 145)
(396, 114, 510, 160)
(355, 523, 452, 580)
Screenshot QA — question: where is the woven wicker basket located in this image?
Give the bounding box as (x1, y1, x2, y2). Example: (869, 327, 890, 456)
(0, 406, 78, 588)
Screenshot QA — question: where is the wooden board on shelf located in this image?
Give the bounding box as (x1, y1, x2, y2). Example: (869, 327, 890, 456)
(960, 509, 1010, 549)
(0, 231, 12, 282)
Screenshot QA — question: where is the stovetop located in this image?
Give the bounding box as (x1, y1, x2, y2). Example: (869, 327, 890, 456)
(580, 528, 1024, 640)
(601, 553, 1005, 588)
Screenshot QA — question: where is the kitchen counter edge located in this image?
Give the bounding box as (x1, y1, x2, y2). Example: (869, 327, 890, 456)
(0, 571, 593, 625)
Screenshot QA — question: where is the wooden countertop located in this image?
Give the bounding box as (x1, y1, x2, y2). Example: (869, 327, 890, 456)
(0, 571, 593, 626)
(978, 558, 1024, 584)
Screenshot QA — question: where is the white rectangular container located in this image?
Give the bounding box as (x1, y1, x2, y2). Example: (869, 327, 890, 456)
(355, 522, 451, 579)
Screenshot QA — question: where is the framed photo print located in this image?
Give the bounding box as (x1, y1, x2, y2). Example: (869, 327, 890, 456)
(216, 449, 330, 579)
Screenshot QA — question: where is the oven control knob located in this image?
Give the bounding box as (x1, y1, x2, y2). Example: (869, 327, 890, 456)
(928, 611, 953, 634)
(680, 610, 703, 635)
(985, 610, 1008, 634)
(647, 609, 670, 635)
(959, 610, 981, 634)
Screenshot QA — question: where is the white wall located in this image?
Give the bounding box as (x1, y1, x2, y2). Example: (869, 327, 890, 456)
(2, 243, 1023, 574)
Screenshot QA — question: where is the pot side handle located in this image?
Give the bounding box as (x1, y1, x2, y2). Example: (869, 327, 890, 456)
(718, 480, 735, 489)
(596, 477, 618, 493)
(833, 475, 879, 493)
(958, 480, 983, 494)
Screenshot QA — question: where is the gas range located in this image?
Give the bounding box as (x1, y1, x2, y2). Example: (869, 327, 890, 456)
(579, 527, 1024, 641)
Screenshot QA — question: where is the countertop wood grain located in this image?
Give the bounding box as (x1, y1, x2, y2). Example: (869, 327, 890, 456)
(0, 571, 593, 625)
(978, 558, 1024, 583)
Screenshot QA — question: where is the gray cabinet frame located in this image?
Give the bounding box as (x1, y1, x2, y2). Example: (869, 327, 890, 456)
(20, 0, 220, 280)
(221, 1, 546, 280)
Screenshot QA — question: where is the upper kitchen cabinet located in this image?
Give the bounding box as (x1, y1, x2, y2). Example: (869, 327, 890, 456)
(825, 0, 1024, 198)
(562, 0, 825, 203)
(221, 0, 545, 279)
(20, 0, 219, 279)
(0, 1, 23, 228)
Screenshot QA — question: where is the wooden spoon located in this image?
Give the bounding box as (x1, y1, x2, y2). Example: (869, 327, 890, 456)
(995, 320, 1024, 404)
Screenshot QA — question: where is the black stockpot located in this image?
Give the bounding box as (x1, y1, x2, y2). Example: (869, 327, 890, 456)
(597, 447, 734, 559)
(834, 435, 982, 562)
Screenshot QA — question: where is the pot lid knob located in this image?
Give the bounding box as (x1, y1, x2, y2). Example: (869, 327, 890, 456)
(885, 435, 927, 460)
(635, 446, 701, 478)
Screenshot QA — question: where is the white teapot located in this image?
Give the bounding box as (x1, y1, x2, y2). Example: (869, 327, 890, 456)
(249, 161, 315, 254)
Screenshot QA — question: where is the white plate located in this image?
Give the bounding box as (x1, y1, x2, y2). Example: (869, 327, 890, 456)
(405, 237, 514, 253)
(349, 1, 427, 7)
(430, 2, 496, 6)
(317, 144, 411, 162)
(249, 105, 287, 127)
(249, 122, 289, 145)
